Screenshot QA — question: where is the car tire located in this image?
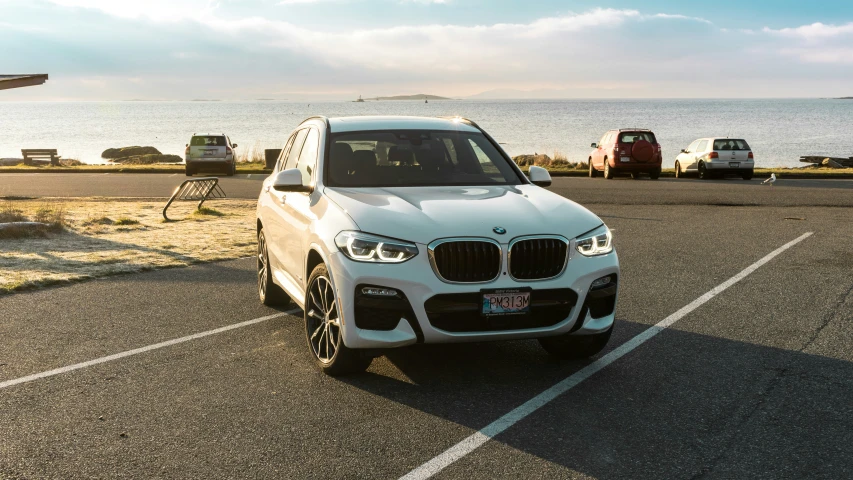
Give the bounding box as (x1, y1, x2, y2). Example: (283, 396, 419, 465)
(675, 162, 682, 178)
(603, 161, 614, 180)
(305, 264, 372, 376)
(257, 229, 290, 306)
(538, 324, 613, 359)
(742, 170, 754, 180)
(588, 160, 598, 178)
(185, 168, 193, 177)
(698, 162, 709, 180)
(649, 168, 661, 180)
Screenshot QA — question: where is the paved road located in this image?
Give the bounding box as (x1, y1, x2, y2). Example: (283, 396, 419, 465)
(1, 172, 852, 207)
(1, 186, 852, 478)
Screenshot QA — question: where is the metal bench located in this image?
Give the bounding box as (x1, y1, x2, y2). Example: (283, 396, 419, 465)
(21, 149, 60, 166)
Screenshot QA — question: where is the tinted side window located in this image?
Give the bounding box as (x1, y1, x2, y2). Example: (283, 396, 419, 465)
(276, 134, 297, 172)
(284, 129, 309, 171)
(696, 140, 709, 152)
(295, 128, 320, 186)
(687, 140, 700, 152)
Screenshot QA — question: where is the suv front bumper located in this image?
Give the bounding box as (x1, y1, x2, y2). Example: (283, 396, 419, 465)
(326, 246, 620, 349)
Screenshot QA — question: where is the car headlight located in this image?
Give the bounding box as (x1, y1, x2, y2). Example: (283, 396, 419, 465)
(576, 225, 613, 257)
(334, 231, 419, 263)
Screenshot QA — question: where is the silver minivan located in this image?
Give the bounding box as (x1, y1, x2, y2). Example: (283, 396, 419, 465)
(185, 133, 237, 176)
(674, 138, 754, 180)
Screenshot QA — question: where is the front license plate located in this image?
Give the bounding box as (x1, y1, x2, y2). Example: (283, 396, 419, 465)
(620, 156, 630, 163)
(729, 162, 740, 168)
(482, 288, 531, 316)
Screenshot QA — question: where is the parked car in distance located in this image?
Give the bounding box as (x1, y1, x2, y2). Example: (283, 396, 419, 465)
(256, 115, 620, 375)
(185, 133, 237, 176)
(588, 129, 662, 180)
(674, 138, 754, 180)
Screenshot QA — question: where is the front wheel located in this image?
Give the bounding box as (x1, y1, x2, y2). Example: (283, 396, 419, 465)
(588, 159, 598, 178)
(305, 264, 372, 376)
(538, 324, 613, 359)
(603, 161, 614, 180)
(675, 162, 683, 178)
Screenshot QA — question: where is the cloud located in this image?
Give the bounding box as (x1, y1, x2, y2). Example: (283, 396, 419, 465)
(763, 22, 853, 40)
(761, 22, 853, 64)
(47, 0, 217, 21)
(4, 2, 852, 99)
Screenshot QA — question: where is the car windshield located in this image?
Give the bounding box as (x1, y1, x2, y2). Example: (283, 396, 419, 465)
(713, 139, 750, 150)
(325, 130, 523, 187)
(191, 136, 226, 146)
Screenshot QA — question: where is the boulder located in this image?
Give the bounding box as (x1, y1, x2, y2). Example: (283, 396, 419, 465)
(102, 146, 161, 159)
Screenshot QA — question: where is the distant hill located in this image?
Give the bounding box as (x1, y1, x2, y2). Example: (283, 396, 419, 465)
(369, 94, 451, 101)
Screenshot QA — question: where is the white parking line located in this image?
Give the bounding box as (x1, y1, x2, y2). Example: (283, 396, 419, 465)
(0, 309, 300, 391)
(400, 232, 814, 480)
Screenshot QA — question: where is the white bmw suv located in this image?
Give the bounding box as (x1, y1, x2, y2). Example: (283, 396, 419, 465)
(257, 116, 619, 375)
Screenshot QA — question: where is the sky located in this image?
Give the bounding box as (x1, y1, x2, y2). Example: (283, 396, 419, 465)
(2, 0, 853, 100)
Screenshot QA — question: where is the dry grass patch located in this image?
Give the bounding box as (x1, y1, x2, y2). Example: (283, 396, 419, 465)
(0, 198, 256, 294)
(0, 202, 66, 239)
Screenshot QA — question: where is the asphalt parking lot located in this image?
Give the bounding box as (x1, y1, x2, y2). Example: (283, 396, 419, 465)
(1, 177, 852, 478)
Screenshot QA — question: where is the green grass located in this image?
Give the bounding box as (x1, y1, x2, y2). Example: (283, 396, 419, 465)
(522, 166, 853, 178)
(83, 216, 114, 226)
(192, 206, 225, 217)
(0, 161, 270, 174)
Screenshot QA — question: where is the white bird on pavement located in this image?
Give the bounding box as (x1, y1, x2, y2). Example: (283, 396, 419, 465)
(762, 173, 776, 186)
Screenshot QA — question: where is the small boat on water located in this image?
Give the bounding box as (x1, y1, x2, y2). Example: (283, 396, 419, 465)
(354, 95, 364, 103)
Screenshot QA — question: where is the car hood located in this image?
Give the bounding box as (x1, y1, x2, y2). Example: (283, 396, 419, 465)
(324, 185, 603, 245)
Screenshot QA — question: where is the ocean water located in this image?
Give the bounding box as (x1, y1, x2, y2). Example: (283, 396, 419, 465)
(1, 99, 851, 168)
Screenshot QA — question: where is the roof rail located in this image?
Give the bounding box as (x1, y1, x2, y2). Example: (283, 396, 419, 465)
(301, 115, 330, 129)
(436, 116, 482, 130)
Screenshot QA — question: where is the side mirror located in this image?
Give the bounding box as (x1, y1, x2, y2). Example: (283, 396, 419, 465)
(591, 143, 598, 148)
(232, 144, 238, 148)
(681, 149, 687, 153)
(272, 168, 307, 192)
(529, 165, 552, 188)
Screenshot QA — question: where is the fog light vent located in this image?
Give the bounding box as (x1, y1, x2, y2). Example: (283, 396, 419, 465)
(590, 275, 613, 290)
(361, 287, 398, 297)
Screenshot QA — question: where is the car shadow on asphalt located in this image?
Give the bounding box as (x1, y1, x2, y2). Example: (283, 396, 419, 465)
(339, 319, 853, 478)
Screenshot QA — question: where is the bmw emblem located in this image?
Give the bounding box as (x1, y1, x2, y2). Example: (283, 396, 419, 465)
(493, 227, 507, 235)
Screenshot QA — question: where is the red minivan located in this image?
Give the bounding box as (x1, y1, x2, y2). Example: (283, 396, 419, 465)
(588, 129, 662, 179)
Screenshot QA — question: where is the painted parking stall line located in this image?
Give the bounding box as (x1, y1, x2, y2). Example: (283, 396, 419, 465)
(0, 309, 300, 391)
(401, 232, 814, 480)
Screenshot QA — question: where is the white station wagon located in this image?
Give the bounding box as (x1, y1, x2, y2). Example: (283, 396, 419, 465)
(256, 116, 620, 375)
(674, 137, 754, 180)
